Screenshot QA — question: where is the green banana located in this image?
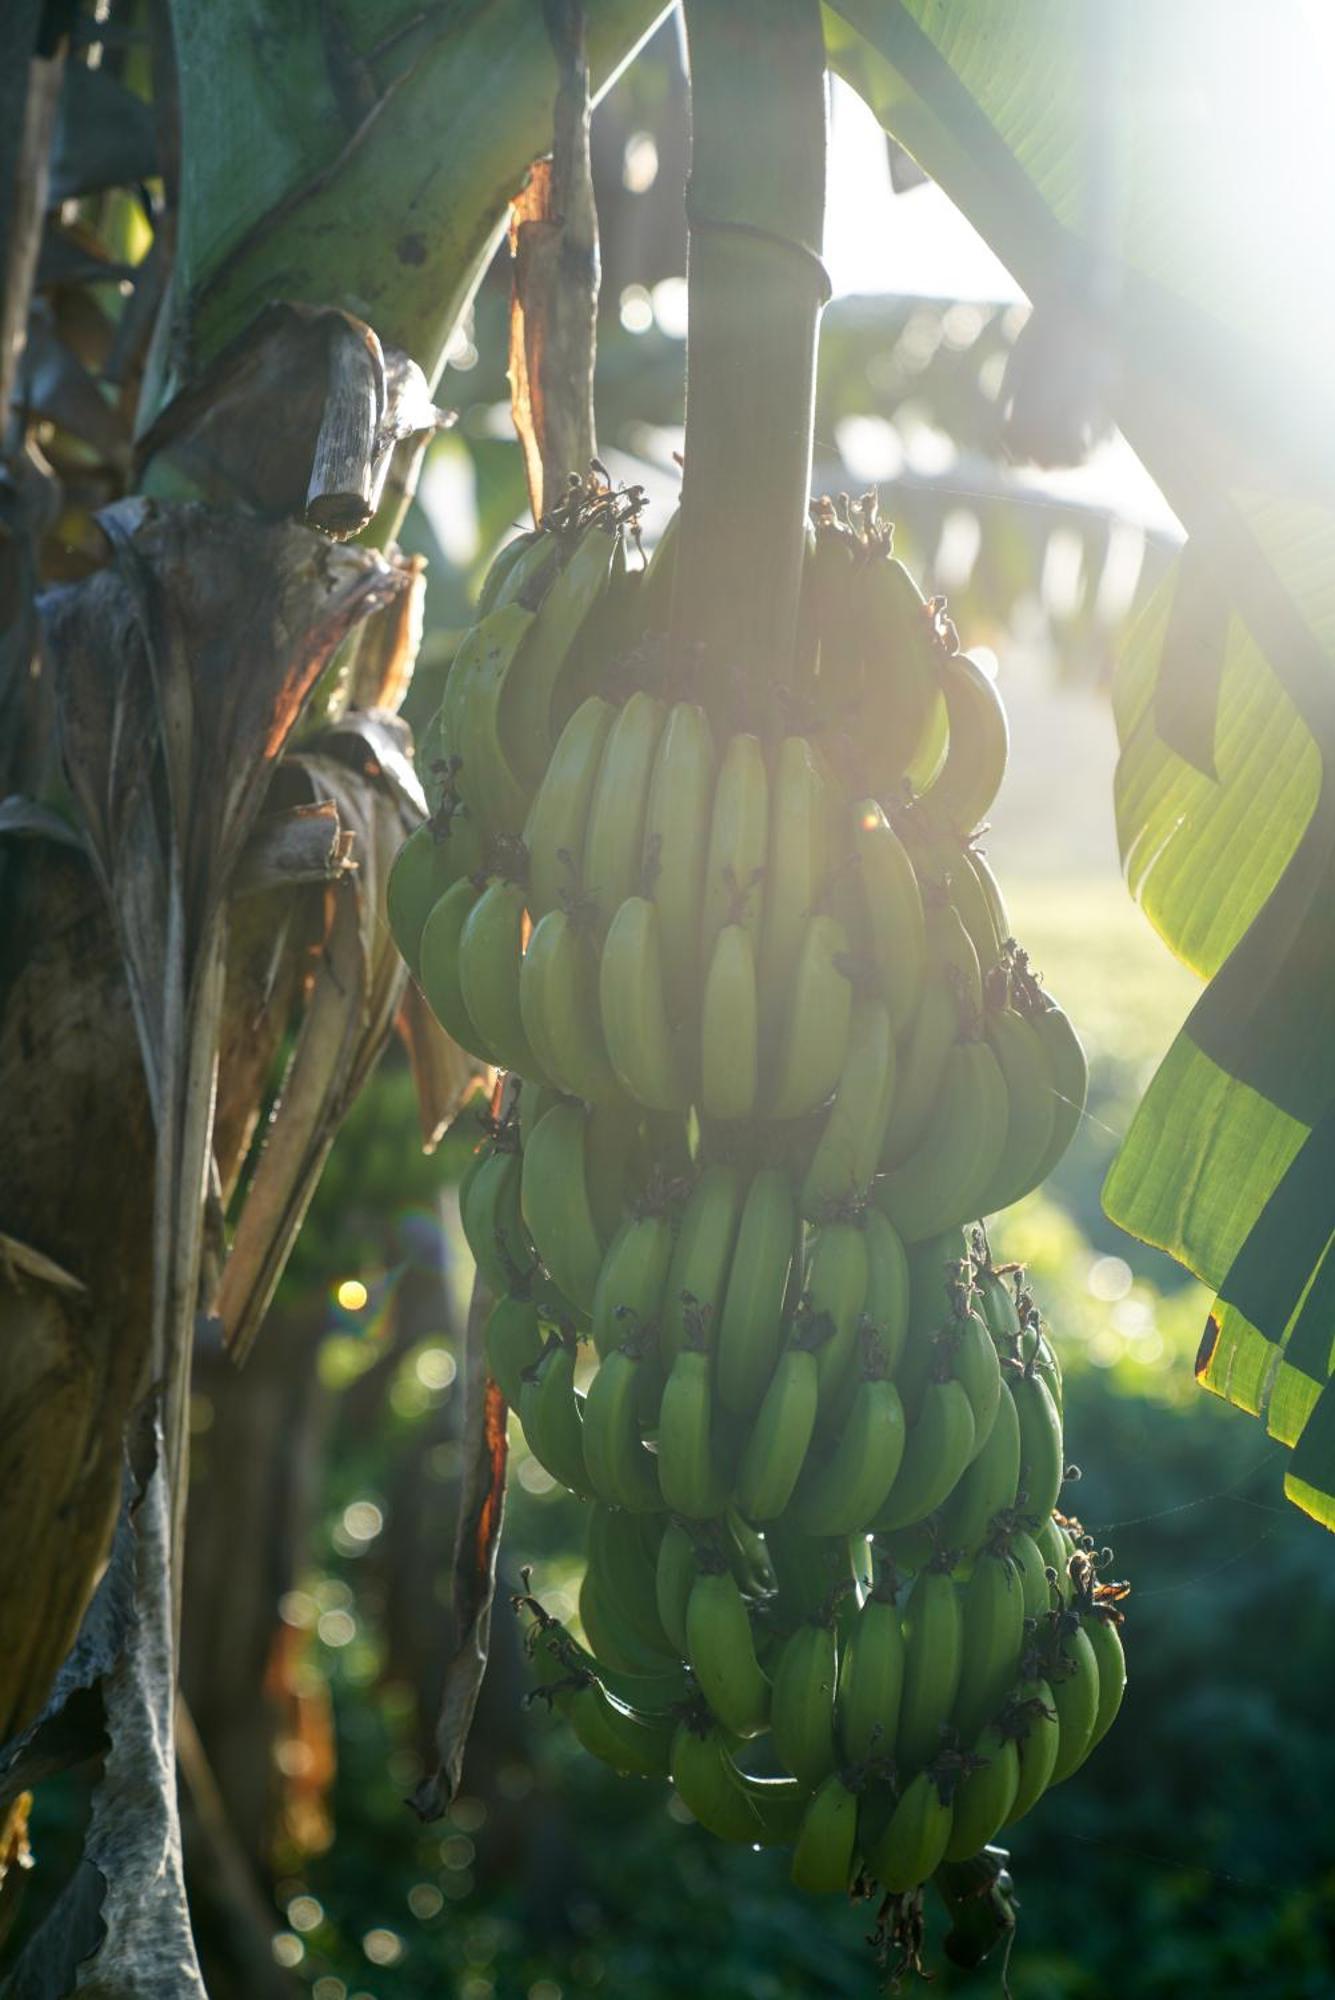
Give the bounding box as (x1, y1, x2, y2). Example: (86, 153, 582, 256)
(586, 1506, 671, 1656)
(458, 878, 543, 1078)
(975, 1261, 1022, 1348)
(806, 1220, 870, 1412)
(579, 1565, 678, 1676)
(733, 1330, 820, 1522)
(1086, 1610, 1127, 1751)
(428, 600, 535, 837)
(856, 546, 943, 789)
(640, 699, 717, 1022)
(896, 1563, 964, 1771)
(714, 1169, 796, 1415)
(660, 1164, 742, 1366)
(670, 1722, 804, 1846)
(1013, 1366, 1065, 1527)
(519, 908, 617, 1103)
(942, 838, 1007, 979)
(388, 814, 483, 978)
(790, 1365, 906, 1535)
(1001, 1679, 1060, 1826)
(850, 800, 924, 1035)
(419, 878, 495, 1060)
(685, 1560, 771, 1738)
(837, 1582, 905, 1764)
(655, 1519, 698, 1657)
(922, 893, 984, 1024)
(657, 1344, 728, 1519)
(918, 651, 1009, 836)
(556, 1673, 677, 1780)
(939, 1376, 1021, 1555)
(1025, 989, 1088, 1182)
(484, 1292, 544, 1406)
(583, 1097, 645, 1244)
(582, 1344, 662, 1512)
(863, 1766, 954, 1894)
(599, 896, 688, 1111)
(764, 1520, 858, 1627)
(582, 690, 667, 936)
(699, 732, 769, 969)
(1046, 1620, 1101, 1784)
(873, 1375, 976, 1532)
(591, 1208, 674, 1358)
(1035, 1515, 1074, 1602)
(501, 519, 619, 786)
(877, 1036, 1010, 1244)
(518, 1333, 591, 1497)
(977, 1005, 1058, 1214)
(861, 1208, 911, 1377)
(877, 971, 957, 1171)
(700, 922, 759, 1119)
(790, 1773, 859, 1894)
(952, 1551, 1027, 1742)
(722, 1508, 777, 1601)
(523, 694, 616, 921)
(768, 1618, 840, 1790)
(525, 1605, 686, 1713)
(460, 1144, 532, 1293)
(943, 1725, 1020, 1862)
(799, 999, 896, 1221)
(768, 913, 854, 1120)
(949, 1307, 1002, 1459)
(520, 1102, 605, 1314)
(1008, 1528, 1055, 1623)
(963, 841, 1011, 955)
(757, 736, 830, 1045)
(475, 526, 549, 618)
(518, 1077, 560, 1151)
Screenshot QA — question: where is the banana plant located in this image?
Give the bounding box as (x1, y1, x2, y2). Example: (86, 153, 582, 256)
(823, 0, 1335, 1529)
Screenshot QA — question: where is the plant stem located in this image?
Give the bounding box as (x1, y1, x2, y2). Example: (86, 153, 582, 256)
(672, 0, 828, 689)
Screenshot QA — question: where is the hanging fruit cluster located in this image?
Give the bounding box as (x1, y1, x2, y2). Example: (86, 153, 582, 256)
(388, 477, 1128, 1914)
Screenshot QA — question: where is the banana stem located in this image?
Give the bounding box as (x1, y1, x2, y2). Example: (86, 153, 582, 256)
(672, 0, 829, 690)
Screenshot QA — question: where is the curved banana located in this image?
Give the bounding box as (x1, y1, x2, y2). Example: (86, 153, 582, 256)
(975, 1261, 1022, 1348)
(419, 878, 496, 1061)
(660, 1164, 742, 1367)
(850, 800, 925, 1035)
(861, 1208, 910, 1378)
(939, 1376, 1021, 1554)
(918, 651, 1009, 837)
(877, 972, 957, 1171)
(519, 908, 618, 1103)
(670, 1722, 804, 1846)
(770, 1618, 840, 1788)
(964, 841, 1011, 953)
(655, 1519, 697, 1657)
(977, 1005, 1057, 1215)
(1013, 1366, 1065, 1527)
(585, 1506, 671, 1656)
(556, 1673, 677, 1780)
(699, 732, 769, 969)
(877, 1036, 1010, 1245)
(388, 814, 484, 978)
(1086, 1610, 1127, 1751)
(517, 1334, 591, 1497)
(1047, 1621, 1101, 1784)
(700, 923, 759, 1120)
(806, 1219, 870, 1413)
(896, 1563, 964, 1771)
(1025, 989, 1088, 1183)
(790, 1773, 859, 1895)
(460, 1145, 532, 1294)
(768, 913, 854, 1121)
(501, 518, 619, 786)
(1035, 1515, 1075, 1602)
(520, 1101, 605, 1314)
(657, 1346, 727, 1519)
(949, 1307, 1002, 1459)
(599, 895, 688, 1111)
(873, 1376, 975, 1532)
(764, 1519, 859, 1627)
(714, 1168, 796, 1415)
(952, 1551, 1027, 1743)
(641, 700, 717, 1022)
(733, 1334, 820, 1522)
(838, 1583, 905, 1765)
(525, 1606, 687, 1713)
(582, 690, 667, 937)
(858, 550, 944, 791)
(475, 526, 550, 618)
(579, 1565, 677, 1676)
(790, 1367, 906, 1535)
(943, 1724, 1020, 1862)
(429, 600, 536, 837)
(757, 736, 830, 1046)
(484, 1292, 544, 1406)
(458, 878, 543, 1078)
(685, 1561, 771, 1738)
(1001, 1678, 1060, 1827)
(582, 1344, 662, 1512)
(1008, 1528, 1054, 1624)
(523, 694, 616, 921)
(862, 1767, 954, 1894)
(799, 999, 896, 1221)
(591, 1208, 674, 1359)
(582, 1096, 645, 1245)
(921, 893, 984, 1025)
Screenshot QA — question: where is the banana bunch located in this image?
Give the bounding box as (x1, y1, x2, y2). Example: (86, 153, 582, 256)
(389, 488, 1122, 1922)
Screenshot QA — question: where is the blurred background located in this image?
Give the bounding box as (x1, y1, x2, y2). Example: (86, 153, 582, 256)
(13, 18, 1335, 1999)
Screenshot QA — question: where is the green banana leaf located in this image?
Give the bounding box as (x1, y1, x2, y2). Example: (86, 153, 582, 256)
(824, 0, 1335, 1525)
